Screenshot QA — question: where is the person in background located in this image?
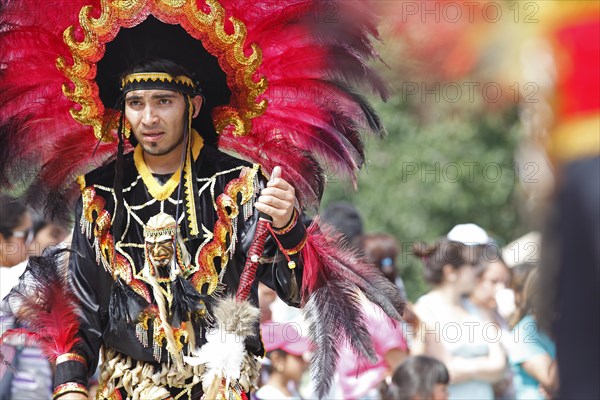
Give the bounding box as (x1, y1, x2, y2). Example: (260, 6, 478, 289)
(498, 232, 542, 322)
(469, 244, 514, 399)
(0, 196, 32, 294)
(509, 268, 557, 400)
(412, 224, 506, 400)
(0, 195, 53, 400)
(320, 201, 364, 247)
(509, 263, 536, 318)
(254, 322, 310, 400)
(28, 211, 70, 257)
(470, 245, 512, 319)
(381, 355, 450, 400)
(337, 233, 409, 400)
(357, 233, 420, 344)
(258, 282, 278, 324)
(357, 233, 407, 299)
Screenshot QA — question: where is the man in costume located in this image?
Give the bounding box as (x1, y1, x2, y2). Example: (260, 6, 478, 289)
(52, 58, 307, 399)
(0, 1, 404, 399)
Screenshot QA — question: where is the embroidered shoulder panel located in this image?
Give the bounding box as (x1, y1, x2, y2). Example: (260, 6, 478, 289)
(191, 164, 260, 294)
(79, 186, 150, 303)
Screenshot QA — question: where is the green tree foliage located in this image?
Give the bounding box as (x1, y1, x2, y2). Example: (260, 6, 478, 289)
(321, 90, 527, 301)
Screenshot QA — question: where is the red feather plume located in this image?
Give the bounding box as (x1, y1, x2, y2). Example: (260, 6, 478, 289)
(300, 219, 405, 397)
(1, 0, 387, 218)
(0, 0, 114, 221)
(219, 0, 388, 208)
(0, 250, 80, 362)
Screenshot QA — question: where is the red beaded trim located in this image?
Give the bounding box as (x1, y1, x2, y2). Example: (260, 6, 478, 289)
(53, 382, 88, 399)
(267, 223, 307, 257)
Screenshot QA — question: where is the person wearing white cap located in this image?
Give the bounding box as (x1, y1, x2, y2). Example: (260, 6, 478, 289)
(446, 223, 492, 246)
(411, 225, 506, 400)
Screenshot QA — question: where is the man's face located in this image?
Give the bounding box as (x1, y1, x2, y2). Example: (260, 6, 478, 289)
(125, 89, 187, 156)
(0, 212, 32, 267)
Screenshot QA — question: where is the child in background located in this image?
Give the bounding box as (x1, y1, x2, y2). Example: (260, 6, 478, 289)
(382, 355, 450, 400)
(28, 210, 70, 257)
(254, 322, 311, 400)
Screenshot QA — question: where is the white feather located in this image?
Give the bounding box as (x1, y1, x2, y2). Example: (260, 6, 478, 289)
(187, 327, 247, 389)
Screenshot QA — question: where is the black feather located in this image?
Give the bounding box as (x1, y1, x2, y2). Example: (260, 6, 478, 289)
(329, 80, 387, 135)
(108, 278, 150, 332)
(170, 275, 208, 328)
(336, 258, 405, 322)
(304, 288, 340, 399)
(304, 280, 377, 399)
(322, 46, 390, 100)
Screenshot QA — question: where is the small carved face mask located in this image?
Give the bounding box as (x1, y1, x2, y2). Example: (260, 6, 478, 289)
(144, 213, 177, 270)
(146, 234, 174, 268)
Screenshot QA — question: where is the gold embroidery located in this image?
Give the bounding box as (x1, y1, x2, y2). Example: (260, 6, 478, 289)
(53, 382, 88, 399)
(97, 382, 124, 400)
(283, 234, 307, 256)
(114, 253, 152, 302)
(138, 306, 189, 358)
(129, 278, 152, 303)
(77, 175, 86, 191)
(133, 130, 203, 201)
(81, 186, 115, 272)
(184, 103, 199, 236)
(81, 185, 144, 300)
(95, 209, 112, 237)
(81, 187, 105, 226)
(59, 0, 267, 141)
(143, 227, 176, 238)
(272, 208, 298, 235)
(191, 165, 259, 294)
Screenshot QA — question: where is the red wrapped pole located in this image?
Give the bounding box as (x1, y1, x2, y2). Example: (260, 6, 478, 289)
(236, 214, 271, 301)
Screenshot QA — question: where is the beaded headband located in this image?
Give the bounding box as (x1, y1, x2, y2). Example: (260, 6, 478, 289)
(121, 72, 200, 96)
(143, 226, 177, 239)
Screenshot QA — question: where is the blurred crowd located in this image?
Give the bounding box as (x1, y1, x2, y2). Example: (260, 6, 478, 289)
(252, 201, 561, 400)
(0, 194, 562, 400)
(0, 187, 593, 400)
(1, 195, 70, 399)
